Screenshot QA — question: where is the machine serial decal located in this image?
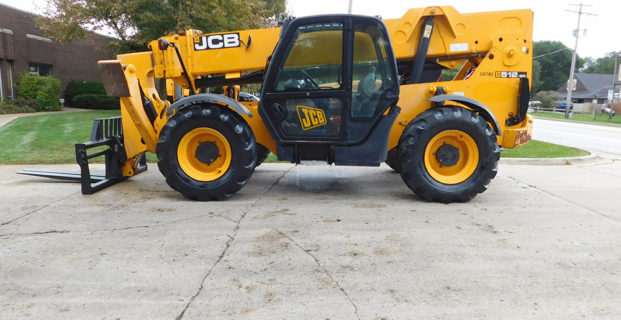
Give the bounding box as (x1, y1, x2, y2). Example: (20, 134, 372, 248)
(495, 71, 528, 78)
(296, 105, 327, 130)
(479, 71, 528, 78)
(194, 33, 240, 50)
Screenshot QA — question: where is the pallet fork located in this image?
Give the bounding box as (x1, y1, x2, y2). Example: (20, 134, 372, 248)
(18, 117, 146, 194)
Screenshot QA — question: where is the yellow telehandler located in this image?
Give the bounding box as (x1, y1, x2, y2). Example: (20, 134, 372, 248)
(21, 6, 534, 202)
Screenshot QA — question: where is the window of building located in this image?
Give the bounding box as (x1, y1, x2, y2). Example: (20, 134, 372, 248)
(26, 34, 52, 42)
(7, 62, 14, 99)
(0, 63, 4, 100)
(29, 63, 52, 76)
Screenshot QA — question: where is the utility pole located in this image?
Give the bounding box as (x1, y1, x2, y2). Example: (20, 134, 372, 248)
(613, 54, 620, 119)
(613, 54, 619, 101)
(564, 4, 596, 119)
(348, 0, 353, 14)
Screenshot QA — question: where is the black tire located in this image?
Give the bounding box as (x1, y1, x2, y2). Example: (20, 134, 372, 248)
(255, 144, 271, 167)
(385, 148, 402, 173)
(156, 105, 256, 200)
(398, 107, 500, 203)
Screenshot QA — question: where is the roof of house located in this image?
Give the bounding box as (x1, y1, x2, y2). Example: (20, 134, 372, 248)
(555, 73, 614, 100)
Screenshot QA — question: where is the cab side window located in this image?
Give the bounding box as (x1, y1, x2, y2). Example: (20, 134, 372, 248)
(273, 23, 343, 92)
(351, 22, 395, 118)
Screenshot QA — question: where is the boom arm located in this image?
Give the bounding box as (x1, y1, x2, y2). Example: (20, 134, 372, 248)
(144, 7, 532, 88)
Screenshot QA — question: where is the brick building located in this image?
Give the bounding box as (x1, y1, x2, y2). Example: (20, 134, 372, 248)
(0, 3, 115, 100)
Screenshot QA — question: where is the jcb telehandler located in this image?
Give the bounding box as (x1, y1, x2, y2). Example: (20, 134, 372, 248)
(21, 6, 534, 202)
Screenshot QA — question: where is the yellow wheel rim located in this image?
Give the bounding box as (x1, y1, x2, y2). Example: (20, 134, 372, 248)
(177, 128, 231, 181)
(424, 130, 479, 185)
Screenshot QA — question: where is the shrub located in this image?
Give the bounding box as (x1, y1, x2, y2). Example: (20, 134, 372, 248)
(0, 99, 39, 114)
(534, 90, 557, 110)
(16, 74, 62, 111)
(72, 94, 119, 110)
(64, 80, 107, 106)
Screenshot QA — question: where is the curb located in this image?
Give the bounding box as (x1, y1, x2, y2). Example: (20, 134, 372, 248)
(500, 154, 602, 166)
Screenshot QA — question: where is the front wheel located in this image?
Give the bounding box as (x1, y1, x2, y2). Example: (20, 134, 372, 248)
(156, 105, 256, 200)
(255, 144, 271, 167)
(398, 107, 500, 203)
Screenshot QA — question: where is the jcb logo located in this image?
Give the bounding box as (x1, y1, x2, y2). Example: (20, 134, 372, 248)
(194, 33, 240, 51)
(297, 105, 326, 130)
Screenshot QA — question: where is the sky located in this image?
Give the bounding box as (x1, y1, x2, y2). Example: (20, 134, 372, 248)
(1, 0, 618, 59)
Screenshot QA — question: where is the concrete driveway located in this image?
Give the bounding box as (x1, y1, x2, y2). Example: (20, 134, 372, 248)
(1, 161, 621, 319)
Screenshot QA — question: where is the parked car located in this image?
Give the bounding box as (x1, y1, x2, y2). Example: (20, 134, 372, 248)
(528, 100, 541, 112)
(238, 91, 260, 102)
(529, 100, 542, 107)
(554, 101, 574, 111)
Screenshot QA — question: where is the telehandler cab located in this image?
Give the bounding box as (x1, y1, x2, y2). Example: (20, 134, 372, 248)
(20, 6, 534, 203)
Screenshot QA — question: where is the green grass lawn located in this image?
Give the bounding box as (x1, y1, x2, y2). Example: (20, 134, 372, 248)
(0, 110, 120, 164)
(531, 111, 621, 126)
(501, 140, 589, 158)
(0, 111, 589, 164)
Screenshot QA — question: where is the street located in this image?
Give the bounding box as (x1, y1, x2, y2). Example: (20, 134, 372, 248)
(533, 118, 621, 157)
(1, 161, 621, 319)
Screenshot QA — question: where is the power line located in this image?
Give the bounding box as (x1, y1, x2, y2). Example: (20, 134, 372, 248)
(533, 48, 571, 60)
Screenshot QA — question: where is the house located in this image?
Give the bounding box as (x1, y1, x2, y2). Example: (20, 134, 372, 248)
(554, 73, 616, 104)
(0, 3, 115, 100)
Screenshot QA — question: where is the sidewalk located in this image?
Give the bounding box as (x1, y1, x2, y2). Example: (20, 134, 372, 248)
(0, 107, 88, 128)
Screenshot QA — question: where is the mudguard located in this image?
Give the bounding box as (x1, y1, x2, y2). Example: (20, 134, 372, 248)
(166, 93, 253, 118)
(428, 94, 501, 136)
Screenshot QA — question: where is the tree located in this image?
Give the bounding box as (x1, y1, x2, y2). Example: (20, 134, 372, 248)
(532, 41, 584, 93)
(531, 59, 543, 94)
(582, 51, 621, 74)
(38, 0, 286, 53)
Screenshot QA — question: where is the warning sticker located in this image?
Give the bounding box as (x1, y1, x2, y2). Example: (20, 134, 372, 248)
(423, 25, 433, 38)
(450, 43, 468, 52)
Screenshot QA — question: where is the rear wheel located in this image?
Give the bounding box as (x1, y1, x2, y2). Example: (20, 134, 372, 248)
(156, 105, 256, 200)
(385, 148, 402, 173)
(398, 107, 500, 203)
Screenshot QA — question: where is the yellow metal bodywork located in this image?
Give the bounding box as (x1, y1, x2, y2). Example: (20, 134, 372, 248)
(151, 28, 280, 90)
(107, 6, 533, 177)
(502, 114, 534, 148)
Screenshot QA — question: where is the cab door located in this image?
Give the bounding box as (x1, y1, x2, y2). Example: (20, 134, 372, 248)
(259, 15, 399, 147)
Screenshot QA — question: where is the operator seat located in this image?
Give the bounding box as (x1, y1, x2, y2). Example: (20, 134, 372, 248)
(352, 65, 376, 117)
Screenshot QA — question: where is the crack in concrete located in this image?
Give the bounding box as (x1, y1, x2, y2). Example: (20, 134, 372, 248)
(31, 229, 70, 235)
(505, 175, 621, 224)
(276, 229, 361, 320)
(0, 193, 77, 227)
(175, 168, 292, 320)
(0, 214, 217, 239)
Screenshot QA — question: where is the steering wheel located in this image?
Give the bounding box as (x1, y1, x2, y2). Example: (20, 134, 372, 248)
(297, 69, 320, 90)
